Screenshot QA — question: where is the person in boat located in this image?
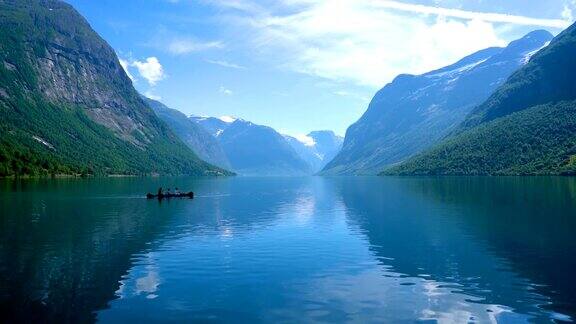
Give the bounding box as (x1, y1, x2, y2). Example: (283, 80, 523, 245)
(147, 188, 193, 199)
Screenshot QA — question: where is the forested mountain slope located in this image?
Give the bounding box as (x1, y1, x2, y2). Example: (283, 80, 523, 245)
(145, 98, 231, 170)
(0, 0, 226, 176)
(387, 23, 576, 176)
(322, 31, 552, 175)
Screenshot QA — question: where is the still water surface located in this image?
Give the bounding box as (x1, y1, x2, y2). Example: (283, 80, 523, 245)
(1, 177, 575, 323)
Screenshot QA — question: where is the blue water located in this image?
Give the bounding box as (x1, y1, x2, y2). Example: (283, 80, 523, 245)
(1, 177, 575, 323)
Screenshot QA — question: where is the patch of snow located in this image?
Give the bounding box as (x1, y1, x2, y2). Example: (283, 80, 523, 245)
(521, 41, 550, 64)
(294, 134, 316, 147)
(219, 115, 237, 123)
(32, 136, 55, 150)
(489, 78, 505, 87)
(446, 77, 459, 85)
(215, 129, 224, 137)
(427, 104, 440, 113)
(426, 58, 488, 79)
(190, 115, 212, 122)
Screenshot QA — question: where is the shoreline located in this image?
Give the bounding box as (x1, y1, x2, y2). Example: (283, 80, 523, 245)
(0, 172, 234, 180)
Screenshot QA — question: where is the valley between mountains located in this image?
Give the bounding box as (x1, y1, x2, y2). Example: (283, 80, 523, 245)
(1, 0, 575, 177)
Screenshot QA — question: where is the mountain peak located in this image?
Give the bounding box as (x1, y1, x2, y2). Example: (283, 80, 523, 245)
(323, 30, 553, 175)
(0, 0, 226, 176)
(388, 23, 576, 176)
(423, 47, 503, 78)
(499, 29, 554, 60)
(519, 29, 554, 41)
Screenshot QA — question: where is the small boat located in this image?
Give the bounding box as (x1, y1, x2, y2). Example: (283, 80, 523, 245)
(146, 192, 194, 199)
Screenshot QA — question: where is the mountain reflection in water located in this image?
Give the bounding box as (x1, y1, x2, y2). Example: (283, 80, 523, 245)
(0, 177, 574, 323)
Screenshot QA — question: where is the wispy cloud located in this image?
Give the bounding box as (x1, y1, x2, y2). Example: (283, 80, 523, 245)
(370, 0, 570, 28)
(206, 59, 247, 69)
(200, 0, 266, 14)
(333, 90, 371, 103)
(562, 0, 576, 22)
(249, 1, 506, 87)
(219, 86, 234, 95)
(144, 91, 162, 101)
(199, 0, 572, 88)
(168, 39, 224, 55)
(144, 27, 225, 55)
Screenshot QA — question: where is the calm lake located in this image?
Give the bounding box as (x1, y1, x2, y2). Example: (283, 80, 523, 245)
(1, 177, 575, 323)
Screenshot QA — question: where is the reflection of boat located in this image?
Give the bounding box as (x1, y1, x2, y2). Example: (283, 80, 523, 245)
(146, 192, 194, 199)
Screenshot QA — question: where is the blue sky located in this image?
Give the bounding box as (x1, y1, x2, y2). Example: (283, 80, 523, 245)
(66, 0, 575, 137)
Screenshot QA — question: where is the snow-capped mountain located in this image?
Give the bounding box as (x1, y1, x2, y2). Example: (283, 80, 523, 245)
(189, 116, 236, 138)
(191, 116, 316, 176)
(146, 99, 231, 169)
(322, 30, 554, 175)
(285, 131, 344, 173)
(388, 22, 576, 175)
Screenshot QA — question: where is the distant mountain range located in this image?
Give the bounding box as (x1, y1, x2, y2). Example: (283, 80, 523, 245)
(189, 116, 232, 138)
(190, 116, 342, 175)
(322, 30, 553, 175)
(0, 0, 227, 176)
(2, 0, 572, 179)
(285, 131, 343, 173)
(144, 98, 231, 170)
(217, 119, 310, 176)
(387, 22, 576, 176)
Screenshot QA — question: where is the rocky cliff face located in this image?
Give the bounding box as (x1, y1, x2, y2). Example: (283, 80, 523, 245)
(0, 0, 225, 176)
(322, 30, 553, 175)
(16, 0, 151, 145)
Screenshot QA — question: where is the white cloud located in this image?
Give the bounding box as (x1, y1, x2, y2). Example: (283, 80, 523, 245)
(369, 0, 570, 28)
(132, 57, 166, 86)
(206, 59, 246, 69)
(118, 58, 136, 82)
(168, 39, 224, 55)
(202, 0, 571, 88)
(144, 27, 225, 55)
(219, 115, 237, 122)
(334, 90, 371, 103)
(219, 86, 234, 95)
(252, 1, 506, 87)
(200, 0, 265, 14)
(294, 134, 316, 147)
(562, 1, 576, 22)
(144, 91, 162, 101)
